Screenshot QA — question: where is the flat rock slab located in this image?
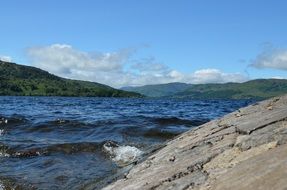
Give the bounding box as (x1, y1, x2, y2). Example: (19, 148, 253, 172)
(102, 95, 287, 190)
(209, 143, 287, 190)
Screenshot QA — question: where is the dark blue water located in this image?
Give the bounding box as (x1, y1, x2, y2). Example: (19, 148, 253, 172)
(0, 97, 255, 189)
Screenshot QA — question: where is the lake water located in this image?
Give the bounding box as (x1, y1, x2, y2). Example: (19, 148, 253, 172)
(0, 97, 255, 189)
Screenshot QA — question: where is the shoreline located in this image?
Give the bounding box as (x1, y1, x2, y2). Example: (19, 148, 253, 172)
(102, 95, 287, 190)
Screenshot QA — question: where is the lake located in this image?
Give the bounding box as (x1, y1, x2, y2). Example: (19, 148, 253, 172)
(0, 97, 255, 189)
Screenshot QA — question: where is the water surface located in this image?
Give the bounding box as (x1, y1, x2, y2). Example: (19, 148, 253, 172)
(0, 97, 255, 189)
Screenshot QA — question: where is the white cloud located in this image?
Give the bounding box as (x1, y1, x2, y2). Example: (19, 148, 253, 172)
(27, 44, 131, 74)
(0, 55, 12, 62)
(26, 44, 248, 88)
(250, 47, 287, 70)
(271, 76, 286, 79)
(189, 69, 247, 84)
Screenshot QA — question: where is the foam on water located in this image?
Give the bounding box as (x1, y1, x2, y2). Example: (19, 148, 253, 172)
(0, 118, 8, 124)
(103, 142, 143, 166)
(0, 182, 4, 190)
(0, 130, 4, 136)
(0, 129, 8, 157)
(0, 151, 9, 157)
(112, 145, 143, 165)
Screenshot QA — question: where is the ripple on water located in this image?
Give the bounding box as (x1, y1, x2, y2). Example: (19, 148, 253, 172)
(0, 97, 256, 189)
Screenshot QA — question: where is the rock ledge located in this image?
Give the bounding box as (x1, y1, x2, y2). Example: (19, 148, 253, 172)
(103, 95, 287, 190)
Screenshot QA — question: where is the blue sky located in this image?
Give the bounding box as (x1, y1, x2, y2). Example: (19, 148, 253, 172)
(1, 0, 287, 87)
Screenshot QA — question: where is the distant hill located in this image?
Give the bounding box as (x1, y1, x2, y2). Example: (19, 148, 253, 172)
(0, 61, 142, 97)
(121, 82, 192, 97)
(173, 79, 287, 99)
(122, 79, 287, 99)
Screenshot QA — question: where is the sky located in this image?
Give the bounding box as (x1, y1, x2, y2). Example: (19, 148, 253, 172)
(1, 0, 287, 88)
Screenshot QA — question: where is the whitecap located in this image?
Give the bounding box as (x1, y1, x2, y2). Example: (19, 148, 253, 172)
(0, 182, 4, 190)
(103, 142, 143, 167)
(0, 119, 8, 124)
(0, 151, 9, 157)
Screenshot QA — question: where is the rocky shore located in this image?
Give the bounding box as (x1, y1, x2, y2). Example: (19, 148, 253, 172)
(103, 95, 287, 190)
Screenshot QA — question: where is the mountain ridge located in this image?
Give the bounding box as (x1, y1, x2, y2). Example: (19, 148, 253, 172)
(121, 82, 192, 97)
(122, 79, 287, 99)
(0, 61, 142, 97)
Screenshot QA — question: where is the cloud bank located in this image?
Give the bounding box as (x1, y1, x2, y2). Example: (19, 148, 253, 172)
(26, 44, 248, 88)
(250, 47, 287, 70)
(0, 55, 12, 62)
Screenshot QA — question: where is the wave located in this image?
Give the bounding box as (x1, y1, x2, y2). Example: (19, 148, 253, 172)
(0, 115, 28, 127)
(151, 116, 209, 126)
(0, 143, 10, 157)
(23, 118, 98, 134)
(143, 129, 180, 139)
(0, 141, 104, 158)
(120, 116, 210, 139)
(103, 141, 143, 167)
(4, 115, 210, 136)
(1, 141, 143, 166)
